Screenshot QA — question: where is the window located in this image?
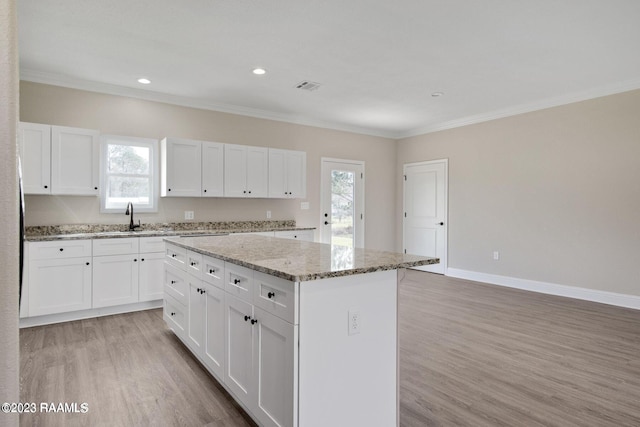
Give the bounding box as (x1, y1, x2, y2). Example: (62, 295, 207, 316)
(100, 135, 158, 213)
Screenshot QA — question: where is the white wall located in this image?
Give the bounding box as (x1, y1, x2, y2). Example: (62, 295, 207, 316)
(0, 0, 20, 424)
(20, 82, 397, 251)
(397, 89, 640, 297)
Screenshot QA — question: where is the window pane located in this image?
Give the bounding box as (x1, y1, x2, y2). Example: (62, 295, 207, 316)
(107, 144, 150, 174)
(106, 176, 150, 206)
(331, 170, 355, 247)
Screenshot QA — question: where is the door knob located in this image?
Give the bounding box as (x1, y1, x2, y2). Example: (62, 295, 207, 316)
(324, 221, 333, 225)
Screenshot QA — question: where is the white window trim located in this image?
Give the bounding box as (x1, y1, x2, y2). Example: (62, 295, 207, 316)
(99, 135, 159, 213)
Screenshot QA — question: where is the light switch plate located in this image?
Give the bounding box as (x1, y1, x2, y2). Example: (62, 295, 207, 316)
(185, 211, 194, 220)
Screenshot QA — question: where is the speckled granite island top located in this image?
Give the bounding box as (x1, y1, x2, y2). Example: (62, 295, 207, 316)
(165, 234, 439, 282)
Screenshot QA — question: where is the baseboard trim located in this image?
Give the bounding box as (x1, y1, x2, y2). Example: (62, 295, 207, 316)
(446, 268, 640, 310)
(19, 300, 163, 328)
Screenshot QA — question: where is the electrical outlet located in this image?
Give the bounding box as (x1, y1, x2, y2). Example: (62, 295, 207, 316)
(348, 309, 361, 335)
(300, 202, 310, 210)
(184, 211, 194, 220)
(493, 251, 500, 260)
(266, 210, 271, 219)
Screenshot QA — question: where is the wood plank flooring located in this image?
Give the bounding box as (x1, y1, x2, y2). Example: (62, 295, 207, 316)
(19, 271, 640, 426)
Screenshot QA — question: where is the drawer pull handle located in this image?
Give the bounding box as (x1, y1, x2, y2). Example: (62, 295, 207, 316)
(200, 289, 205, 295)
(171, 254, 177, 258)
(170, 312, 176, 316)
(171, 280, 177, 284)
(267, 292, 275, 299)
(209, 269, 215, 274)
(234, 279, 241, 284)
(244, 315, 251, 322)
(190, 262, 197, 266)
(251, 319, 258, 325)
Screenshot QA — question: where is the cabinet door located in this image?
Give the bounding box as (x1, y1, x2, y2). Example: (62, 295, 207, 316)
(224, 294, 255, 408)
(51, 126, 100, 195)
(285, 150, 306, 199)
(161, 138, 202, 197)
(203, 283, 225, 380)
(28, 257, 92, 316)
(268, 149, 287, 198)
(187, 276, 206, 354)
(254, 308, 296, 427)
(18, 122, 51, 195)
(93, 254, 139, 308)
(224, 144, 248, 197)
(164, 295, 187, 340)
(139, 252, 165, 301)
(246, 146, 269, 198)
(202, 141, 224, 197)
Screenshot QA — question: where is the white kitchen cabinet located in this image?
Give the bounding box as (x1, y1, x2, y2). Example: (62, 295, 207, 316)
(164, 294, 187, 340)
(51, 125, 100, 196)
(224, 144, 268, 198)
(92, 254, 140, 308)
(203, 283, 226, 380)
(27, 240, 92, 317)
(161, 138, 225, 197)
(224, 294, 255, 409)
(202, 141, 224, 197)
(138, 252, 165, 302)
(254, 307, 296, 427)
(161, 137, 202, 197)
(187, 274, 207, 354)
(18, 122, 51, 194)
(268, 149, 307, 199)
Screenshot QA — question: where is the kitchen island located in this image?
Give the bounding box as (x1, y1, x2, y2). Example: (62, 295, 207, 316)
(163, 234, 438, 427)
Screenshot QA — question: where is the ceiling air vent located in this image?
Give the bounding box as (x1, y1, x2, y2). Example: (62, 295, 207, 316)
(295, 81, 322, 91)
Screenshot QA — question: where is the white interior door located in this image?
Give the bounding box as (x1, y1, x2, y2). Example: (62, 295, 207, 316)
(404, 160, 447, 274)
(320, 158, 365, 248)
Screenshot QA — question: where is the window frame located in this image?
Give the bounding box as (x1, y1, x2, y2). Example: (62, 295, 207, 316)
(99, 135, 159, 213)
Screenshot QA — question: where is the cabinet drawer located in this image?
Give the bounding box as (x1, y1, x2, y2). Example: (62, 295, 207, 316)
(140, 236, 166, 253)
(93, 237, 139, 256)
(203, 255, 225, 289)
(253, 271, 297, 324)
(28, 239, 92, 260)
(274, 230, 314, 242)
(164, 294, 187, 339)
(225, 262, 254, 303)
(165, 263, 188, 306)
(165, 243, 187, 269)
(186, 250, 204, 279)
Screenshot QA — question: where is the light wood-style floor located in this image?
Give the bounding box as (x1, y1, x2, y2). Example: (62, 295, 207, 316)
(20, 271, 640, 426)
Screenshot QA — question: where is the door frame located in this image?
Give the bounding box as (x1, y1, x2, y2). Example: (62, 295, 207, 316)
(320, 157, 365, 248)
(403, 158, 448, 273)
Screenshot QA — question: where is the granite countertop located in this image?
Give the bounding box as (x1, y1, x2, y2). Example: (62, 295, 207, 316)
(25, 220, 314, 242)
(166, 234, 439, 282)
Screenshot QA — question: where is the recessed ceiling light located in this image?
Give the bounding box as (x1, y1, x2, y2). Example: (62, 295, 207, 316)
(431, 91, 444, 97)
(137, 78, 151, 84)
(252, 68, 266, 75)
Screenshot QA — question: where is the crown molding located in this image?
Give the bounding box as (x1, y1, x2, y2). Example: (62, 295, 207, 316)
(19, 68, 398, 139)
(397, 77, 640, 139)
(20, 69, 640, 141)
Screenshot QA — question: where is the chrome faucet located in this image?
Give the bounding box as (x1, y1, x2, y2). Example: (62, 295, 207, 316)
(125, 202, 141, 231)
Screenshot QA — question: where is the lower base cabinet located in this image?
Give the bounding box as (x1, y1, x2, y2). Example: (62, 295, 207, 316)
(165, 244, 297, 427)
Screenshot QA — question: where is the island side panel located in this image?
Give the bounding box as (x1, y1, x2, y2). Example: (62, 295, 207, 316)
(298, 269, 398, 427)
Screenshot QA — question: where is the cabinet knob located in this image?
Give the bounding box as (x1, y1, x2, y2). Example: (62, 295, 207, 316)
(59, 248, 64, 251)
(204, 189, 207, 193)
(141, 258, 145, 262)
(86, 262, 90, 266)
(44, 185, 48, 189)
(244, 315, 251, 322)
(171, 280, 177, 284)
(134, 258, 137, 262)
(168, 188, 171, 191)
(209, 269, 215, 274)
(267, 291, 275, 299)
(243, 190, 246, 194)
(190, 262, 196, 266)
(171, 254, 177, 258)
(200, 289, 205, 295)
(234, 278, 241, 284)
(251, 319, 258, 325)
(94, 186, 98, 190)
(248, 190, 252, 194)
(171, 312, 176, 316)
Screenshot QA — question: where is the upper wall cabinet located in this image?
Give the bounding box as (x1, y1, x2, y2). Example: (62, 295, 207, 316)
(268, 149, 307, 199)
(18, 122, 100, 196)
(224, 144, 268, 198)
(18, 122, 51, 194)
(51, 126, 100, 196)
(161, 138, 224, 197)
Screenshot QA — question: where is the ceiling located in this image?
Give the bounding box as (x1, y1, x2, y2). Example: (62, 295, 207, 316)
(17, 0, 640, 139)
